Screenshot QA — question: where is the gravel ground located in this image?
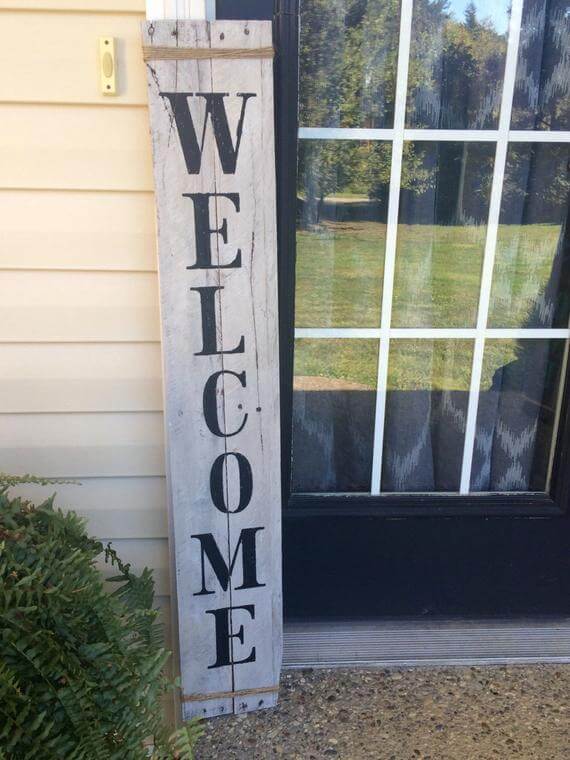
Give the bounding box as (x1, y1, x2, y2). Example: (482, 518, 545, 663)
(195, 665, 569, 759)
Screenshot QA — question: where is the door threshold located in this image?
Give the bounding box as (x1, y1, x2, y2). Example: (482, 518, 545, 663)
(283, 618, 570, 668)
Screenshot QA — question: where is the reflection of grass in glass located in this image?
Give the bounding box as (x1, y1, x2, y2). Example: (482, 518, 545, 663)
(387, 340, 474, 391)
(489, 224, 563, 327)
(294, 337, 525, 393)
(296, 221, 562, 330)
(295, 221, 562, 389)
(295, 337, 522, 392)
(479, 340, 518, 389)
(295, 220, 386, 327)
(392, 224, 487, 328)
(294, 339, 379, 389)
(478, 339, 561, 391)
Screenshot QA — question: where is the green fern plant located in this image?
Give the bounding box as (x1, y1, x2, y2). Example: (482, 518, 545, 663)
(0, 475, 203, 759)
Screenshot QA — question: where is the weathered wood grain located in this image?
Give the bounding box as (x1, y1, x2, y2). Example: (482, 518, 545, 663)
(142, 19, 282, 719)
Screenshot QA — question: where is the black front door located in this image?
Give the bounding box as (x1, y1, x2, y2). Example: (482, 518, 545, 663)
(220, 0, 570, 621)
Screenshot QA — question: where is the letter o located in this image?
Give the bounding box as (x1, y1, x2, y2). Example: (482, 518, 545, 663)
(209, 452, 253, 513)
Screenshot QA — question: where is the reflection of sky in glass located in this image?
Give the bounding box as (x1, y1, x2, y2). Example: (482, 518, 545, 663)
(447, 0, 509, 35)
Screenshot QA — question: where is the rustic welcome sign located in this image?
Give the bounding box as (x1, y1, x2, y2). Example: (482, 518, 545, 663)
(142, 20, 282, 719)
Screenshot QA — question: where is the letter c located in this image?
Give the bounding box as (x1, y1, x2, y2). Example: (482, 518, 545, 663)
(203, 370, 247, 437)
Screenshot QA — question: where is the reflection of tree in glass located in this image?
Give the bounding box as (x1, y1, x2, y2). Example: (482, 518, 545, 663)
(297, 138, 495, 228)
(407, 0, 509, 128)
(501, 143, 570, 223)
(299, 0, 510, 131)
(299, 0, 401, 129)
(398, 141, 495, 225)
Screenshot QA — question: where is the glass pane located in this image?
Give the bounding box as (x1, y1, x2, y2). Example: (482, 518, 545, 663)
(489, 143, 570, 328)
(296, 140, 391, 327)
(381, 340, 473, 492)
(471, 339, 567, 491)
(407, 0, 510, 129)
(291, 339, 379, 492)
(511, 0, 570, 131)
(299, 0, 401, 128)
(392, 141, 495, 327)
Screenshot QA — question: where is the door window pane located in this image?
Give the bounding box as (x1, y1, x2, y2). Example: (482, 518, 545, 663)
(293, 1, 570, 497)
(471, 339, 567, 491)
(392, 141, 495, 327)
(511, 0, 570, 131)
(299, 0, 402, 128)
(381, 340, 474, 492)
(296, 140, 391, 327)
(292, 339, 379, 492)
(489, 143, 570, 328)
(407, 0, 510, 129)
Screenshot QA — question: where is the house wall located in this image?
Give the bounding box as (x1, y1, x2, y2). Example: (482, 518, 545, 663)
(0, 0, 172, 659)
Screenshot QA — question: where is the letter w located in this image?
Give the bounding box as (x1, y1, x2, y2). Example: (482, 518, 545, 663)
(192, 527, 265, 595)
(159, 92, 256, 175)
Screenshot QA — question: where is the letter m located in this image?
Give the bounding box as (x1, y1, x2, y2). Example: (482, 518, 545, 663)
(159, 92, 256, 174)
(191, 527, 265, 596)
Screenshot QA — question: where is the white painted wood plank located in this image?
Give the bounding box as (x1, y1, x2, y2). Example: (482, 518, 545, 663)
(0, 191, 157, 272)
(0, 104, 153, 191)
(0, 11, 148, 105)
(0, 411, 165, 476)
(0, 343, 163, 412)
(210, 17, 281, 717)
(144, 18, 234, 718)
(146, 0, 213, 19)
(0, 271, 160, 342)
(143, 19, 282, 718)
(145, 0, 164, 18)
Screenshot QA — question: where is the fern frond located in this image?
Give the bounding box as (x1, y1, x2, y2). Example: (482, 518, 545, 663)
(169, 719, 204, 760)
(0, 484, 198, 760)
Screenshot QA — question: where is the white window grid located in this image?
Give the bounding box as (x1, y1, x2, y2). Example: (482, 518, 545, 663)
(296, 0, 570, 495)
(146, 0, 215, 20)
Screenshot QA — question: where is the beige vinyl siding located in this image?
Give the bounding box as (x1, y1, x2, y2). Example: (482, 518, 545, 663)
(0, 0, 171, 634)
(1, 10, 148, 105)
(1, 191, 157, 270)
(0, 2, 145, 10)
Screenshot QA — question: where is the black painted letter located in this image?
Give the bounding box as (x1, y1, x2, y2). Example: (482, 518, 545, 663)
(191, 286, 245, 356)
(159, 92, 256, 174)
(192, 527, 264, 595)
(206, 605, 256, 669)
(209, 452, 253, 514)
(203, 370, 247, 438)
(184, 192, 241, 270)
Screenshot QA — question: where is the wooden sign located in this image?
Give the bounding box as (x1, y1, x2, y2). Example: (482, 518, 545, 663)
(142, 20, 282, 719)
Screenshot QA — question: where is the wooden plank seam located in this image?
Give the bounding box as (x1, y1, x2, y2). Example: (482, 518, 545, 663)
(142, 46, 274, 60)
(181, 685, 279, 703)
